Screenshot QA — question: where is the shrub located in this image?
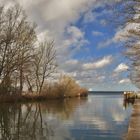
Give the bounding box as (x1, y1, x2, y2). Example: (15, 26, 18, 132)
(41, 75, 88, 98)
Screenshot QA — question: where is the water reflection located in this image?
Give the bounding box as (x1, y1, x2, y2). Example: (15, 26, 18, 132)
(69, 94, 132, 140)
(0, 94, 132, 140)
(0, 98, 87, 140)
(123, 99, 135, 109)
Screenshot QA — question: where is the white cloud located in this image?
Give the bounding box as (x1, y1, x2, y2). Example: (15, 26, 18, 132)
(119, 78, 131, 84)
(92, 31, 103, 36)
(114, 63, 129, 73)
(83, 10, 97, 23)
(97, 75, 105, 81)
(0, 0, 128, 90)
(65, 26, 88, 48)
(113, 23, 140, 42)
(67, 72, 77, 77)
(83, 55, 113, 70)
(37, 30, 54, 42)
(67, 26, 84, 39)
(65, 59, 79, 65)
(98, 22, 140, 48)
(98, 38, 114, 48)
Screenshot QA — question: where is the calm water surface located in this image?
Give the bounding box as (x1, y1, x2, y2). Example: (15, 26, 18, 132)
(0, 93, 133, 140)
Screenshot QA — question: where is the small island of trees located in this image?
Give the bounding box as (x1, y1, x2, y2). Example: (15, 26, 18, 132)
(0, 5, 88, 102)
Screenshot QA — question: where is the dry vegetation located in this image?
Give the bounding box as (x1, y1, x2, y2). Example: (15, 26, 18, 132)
(0, 75, 88, 102)
(114, 0, 140, 89)
(0, 5, 88, 102)
(41, 75, 88, 98)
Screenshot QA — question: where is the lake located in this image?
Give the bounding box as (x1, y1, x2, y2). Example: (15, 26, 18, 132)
(0, 92, 133, 140)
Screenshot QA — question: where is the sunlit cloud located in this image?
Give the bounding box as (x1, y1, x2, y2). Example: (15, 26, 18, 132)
(83, 55, 113, 70)
(0, 0, 136, 90)
(119, 78, 131, 84)
(114, 63, 129, 73)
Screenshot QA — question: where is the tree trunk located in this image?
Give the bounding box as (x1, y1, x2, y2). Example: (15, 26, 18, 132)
(19, 66, 23, 94)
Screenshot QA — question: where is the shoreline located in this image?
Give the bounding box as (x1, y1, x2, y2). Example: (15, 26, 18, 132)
(0, 92, 88, 103)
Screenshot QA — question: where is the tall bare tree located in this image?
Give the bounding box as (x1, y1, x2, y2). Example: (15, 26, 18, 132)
(123, 0, 140, 89)
(34, 41, 56, 94)
(0, 5, 36, 94)
(112, 0, 140, 89)
(0, 4, 57, 95)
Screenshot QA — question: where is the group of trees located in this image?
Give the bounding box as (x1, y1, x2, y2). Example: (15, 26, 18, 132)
(0, 4, 87, 98)
(0, 5, 56, 95)
(125, 0, 140, 89)
(112, 0, 140, 89)
(124, 0, 140, 89)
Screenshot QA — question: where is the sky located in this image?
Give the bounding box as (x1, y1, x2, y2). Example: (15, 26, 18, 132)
(1, 0, 139, 91)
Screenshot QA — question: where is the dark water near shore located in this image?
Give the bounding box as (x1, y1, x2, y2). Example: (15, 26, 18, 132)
(0, 92, 132, 140)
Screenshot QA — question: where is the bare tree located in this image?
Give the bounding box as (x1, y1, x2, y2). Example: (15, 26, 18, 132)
(57, 75, 81, 97)
(0, 4, 57, 96)
(112, 0, 140, 89)
(123, 0, 140, 89)
(0, 5, 36, 94)
(34, 41, 56, 94)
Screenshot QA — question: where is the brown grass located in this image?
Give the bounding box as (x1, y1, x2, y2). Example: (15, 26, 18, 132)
(0, 89, 88, 103)
(41, 75, 88, 98)
(0, 75, 88, 103)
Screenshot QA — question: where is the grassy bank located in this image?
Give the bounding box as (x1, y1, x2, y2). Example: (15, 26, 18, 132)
(0, 75, 88, 103)
(0, 90, 88, 103)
